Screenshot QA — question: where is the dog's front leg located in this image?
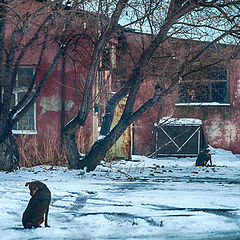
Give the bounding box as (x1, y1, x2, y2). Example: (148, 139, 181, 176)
(44, 206, 50, 227)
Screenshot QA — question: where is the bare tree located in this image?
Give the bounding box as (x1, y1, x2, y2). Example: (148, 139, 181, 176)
(63, 0, 129, 168)
(63, 0, 240, 171)
(0, 0, 239, 172)
(0, 0, 72, 171)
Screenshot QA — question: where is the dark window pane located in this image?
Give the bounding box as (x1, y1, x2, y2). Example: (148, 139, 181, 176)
(179, 82, 211, 103)
(17, 92, 34, 130)
(102, 49, 111, 70)
(179, 82, 196, 103)
(18, 68, 34, 87)
(17, 105, 35, 130)
(178, 66, 228, 103)
(195, 82, 210, 102)
(212, 82, 227, 103)
(18, 106, 34, 130)
(204, 66, 227, 80)
(13, 122, 17, 130)
(12, 91, 35, 131)
(11, 94, 15, 108)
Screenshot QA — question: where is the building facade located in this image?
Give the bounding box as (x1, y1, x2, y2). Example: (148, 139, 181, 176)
(4, 2, 240, 168)
(115, 31, 240, 156)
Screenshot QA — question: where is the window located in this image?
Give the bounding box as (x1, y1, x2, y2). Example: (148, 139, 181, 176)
(12, 67, 36, 134)
(178, 66, 229, 104)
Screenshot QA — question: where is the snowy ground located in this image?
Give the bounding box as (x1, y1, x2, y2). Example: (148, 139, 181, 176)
(1, 147, 240, 240)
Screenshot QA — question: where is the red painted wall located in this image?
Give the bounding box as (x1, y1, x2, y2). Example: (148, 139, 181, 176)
(116, 31, 240, 155)
(5, 2, 240, 167)
(4, 1, 98, 166)
(14, 48, 97, 166)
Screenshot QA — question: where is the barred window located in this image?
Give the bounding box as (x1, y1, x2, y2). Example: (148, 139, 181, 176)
(178, 66, 228, 104)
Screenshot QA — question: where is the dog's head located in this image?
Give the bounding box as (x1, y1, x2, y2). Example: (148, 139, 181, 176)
(25, 181, 43, 196)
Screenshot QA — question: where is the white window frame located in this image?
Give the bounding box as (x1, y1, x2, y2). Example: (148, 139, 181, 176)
(12, 66, 37, 135)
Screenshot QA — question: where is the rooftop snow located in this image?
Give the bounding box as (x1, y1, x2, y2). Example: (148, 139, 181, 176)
(155, 117, 202, 126)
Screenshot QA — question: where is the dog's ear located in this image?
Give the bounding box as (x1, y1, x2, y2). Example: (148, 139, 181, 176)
(25, 182, 31, 187)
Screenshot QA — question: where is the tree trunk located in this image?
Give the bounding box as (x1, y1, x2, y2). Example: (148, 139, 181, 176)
(60, 52, 66, 154)
(64, 0, 223, 172)
(0, 134, 19, 171)
(79, 110, 140, 171)
(63, 0, 129, 168)
(79, 89, 164, 171)
(64, 133, 81, 169)
(78, 139, 107, 172)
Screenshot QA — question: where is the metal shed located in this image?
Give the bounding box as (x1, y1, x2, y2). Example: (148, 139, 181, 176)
(150, 117, 207, 157)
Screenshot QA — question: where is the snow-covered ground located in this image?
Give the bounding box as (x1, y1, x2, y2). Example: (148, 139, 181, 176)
(1, 147, 240, 240)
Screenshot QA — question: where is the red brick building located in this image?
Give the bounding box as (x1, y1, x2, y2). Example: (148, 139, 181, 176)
(4, 2, 240, 167)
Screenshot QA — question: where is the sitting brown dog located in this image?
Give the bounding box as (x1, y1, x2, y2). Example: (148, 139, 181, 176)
(22, 180, 51, 229)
